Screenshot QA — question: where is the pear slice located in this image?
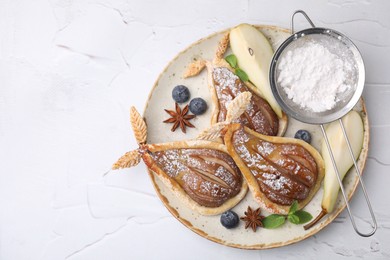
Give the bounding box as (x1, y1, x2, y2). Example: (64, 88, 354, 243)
(229, 23, 283, 118)
(321, 111, 364, 212)
(304, 111, 364, 229)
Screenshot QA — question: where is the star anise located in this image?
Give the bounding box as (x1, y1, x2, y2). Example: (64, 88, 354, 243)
(163, 103, 196, 133)
(240, 206, 265, 232)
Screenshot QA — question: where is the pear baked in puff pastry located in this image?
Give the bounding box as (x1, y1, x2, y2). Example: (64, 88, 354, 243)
(199, 92, 325, 215)
(224, 124, 325, 215)
(112, 107, 247, 215)
(184, 33, 288, 138)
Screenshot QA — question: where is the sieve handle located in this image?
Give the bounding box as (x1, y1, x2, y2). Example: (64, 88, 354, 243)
(320, 122, 377, 237)
(291, 10, 316, 34)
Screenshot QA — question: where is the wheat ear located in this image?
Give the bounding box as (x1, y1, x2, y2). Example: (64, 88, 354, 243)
(130, 106, 147, 145)
(197, 92, 252, 141)
(225, 92, 252, 123)
(197, 122, 228, 141)
(112, 150, 141, 170)
(214, 32, 230, 61)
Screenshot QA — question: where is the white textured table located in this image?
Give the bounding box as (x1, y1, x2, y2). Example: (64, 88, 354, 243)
(1, 0, 389, 259)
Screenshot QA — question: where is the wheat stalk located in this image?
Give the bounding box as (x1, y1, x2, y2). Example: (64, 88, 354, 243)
(130, 106, 147, 145)
(215, 32, 230, 61)
(226, 92, 252, 123)
(197, 122, 228, 141)
(112, 150, 141, 170)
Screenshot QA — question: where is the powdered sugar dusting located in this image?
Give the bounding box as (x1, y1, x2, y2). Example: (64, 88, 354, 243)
(156, 149, 188, 177)
(212, 67, 241, 122)
(264, 175, 289, 193)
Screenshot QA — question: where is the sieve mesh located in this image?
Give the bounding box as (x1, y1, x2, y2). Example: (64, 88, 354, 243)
(270, 28, 365, 124)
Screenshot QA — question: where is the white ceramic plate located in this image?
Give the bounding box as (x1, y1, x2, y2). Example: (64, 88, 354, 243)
(143, 25, 369, 249)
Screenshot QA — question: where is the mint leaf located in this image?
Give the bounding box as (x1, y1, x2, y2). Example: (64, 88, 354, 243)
(235, 68, 249, 82)
(225, 54, 237, 68)
(289, 200, 298, 215)
(262, 214, 286, 229)
(294, 210, 313, 224)
(288, 214, 300, 224)
(225, 54, 249, 82)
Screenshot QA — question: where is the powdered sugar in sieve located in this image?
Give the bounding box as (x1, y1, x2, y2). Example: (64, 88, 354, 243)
(276, 33, 358, 113)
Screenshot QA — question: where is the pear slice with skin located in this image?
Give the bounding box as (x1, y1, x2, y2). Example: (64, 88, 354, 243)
(304, 111, 364, 230)
(229, 23, 283, 118)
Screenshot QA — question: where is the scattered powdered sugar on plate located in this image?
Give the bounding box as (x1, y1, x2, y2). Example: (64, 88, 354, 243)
(277, 36, 356, 112)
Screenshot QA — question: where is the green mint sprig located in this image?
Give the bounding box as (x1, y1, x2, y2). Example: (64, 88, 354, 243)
(225, 54, 249, 82)
(262, 201, 313, 229)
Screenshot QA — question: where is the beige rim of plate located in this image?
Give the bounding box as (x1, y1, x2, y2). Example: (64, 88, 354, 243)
(142, 25, 369, 249)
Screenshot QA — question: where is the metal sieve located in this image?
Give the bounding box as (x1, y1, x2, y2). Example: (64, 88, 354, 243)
(269, 10, 377, 237)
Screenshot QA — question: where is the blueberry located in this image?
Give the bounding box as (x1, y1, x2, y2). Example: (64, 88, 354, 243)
(172, 85, 190, 103)
(189, 98, 207, 115)
(294, 129, 312, 143)
(220, 210, 239, 229)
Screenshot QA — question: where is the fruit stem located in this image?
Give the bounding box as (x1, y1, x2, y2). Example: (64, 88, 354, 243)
(303, 209, 327, 230)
